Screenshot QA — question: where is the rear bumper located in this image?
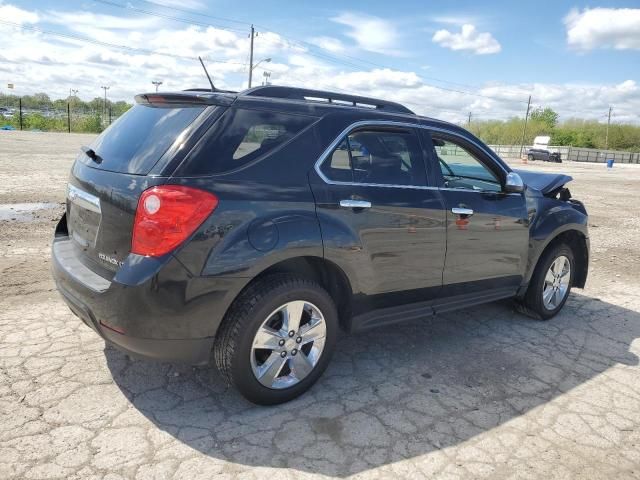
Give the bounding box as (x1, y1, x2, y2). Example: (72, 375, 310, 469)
(52, 237, 247, 365)
(57, 285, 213, 364)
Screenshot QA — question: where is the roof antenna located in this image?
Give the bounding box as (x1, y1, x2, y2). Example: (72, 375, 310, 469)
(198, 56, 216, 92)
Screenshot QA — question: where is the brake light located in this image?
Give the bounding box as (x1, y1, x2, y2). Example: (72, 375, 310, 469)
(132, 185, 218, 257)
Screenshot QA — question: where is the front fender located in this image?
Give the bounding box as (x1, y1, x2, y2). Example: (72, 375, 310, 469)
(524, 197, 589, 284)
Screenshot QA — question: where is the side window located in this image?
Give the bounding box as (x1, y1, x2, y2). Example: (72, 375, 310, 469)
(321, 128, 426, 186)
(321, 138, 353, 182)
(432, 136, 501, 192)
(179, 108, 316, 175)
(233, 124, 288, 160)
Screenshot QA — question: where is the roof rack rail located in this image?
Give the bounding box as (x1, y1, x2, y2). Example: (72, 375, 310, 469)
(242, 86, 414, 114)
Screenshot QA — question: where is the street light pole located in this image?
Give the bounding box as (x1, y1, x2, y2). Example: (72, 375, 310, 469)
(151, 80, 163, 92)
(100, 86, 110, 122)
(248, 24, 255, 88)
(250, 57, 272, 87)
(605, 106, 612, 150)
(519, 95, 532, 158)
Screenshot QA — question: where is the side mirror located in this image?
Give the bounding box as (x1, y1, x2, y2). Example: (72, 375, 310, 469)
(505, 172, 524, 193)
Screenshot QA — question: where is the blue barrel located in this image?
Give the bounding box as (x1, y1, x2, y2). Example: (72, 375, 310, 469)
(607, 158, 614, 168)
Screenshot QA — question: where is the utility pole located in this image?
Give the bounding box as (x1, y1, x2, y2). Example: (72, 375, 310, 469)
(519, 95, 532, 157)
(605, 106, 612, 150)
(467, 111, 472, 127)
(151, 80, 163, 92)
(100, 86, 110, 117)
(248, 24, 255, 88)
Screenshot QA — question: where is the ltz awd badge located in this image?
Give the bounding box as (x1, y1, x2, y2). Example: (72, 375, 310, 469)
(98, 252, 124, 268)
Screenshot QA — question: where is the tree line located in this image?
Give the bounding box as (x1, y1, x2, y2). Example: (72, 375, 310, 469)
(2, 93, 639, 151)
(468, 107, 640, 151)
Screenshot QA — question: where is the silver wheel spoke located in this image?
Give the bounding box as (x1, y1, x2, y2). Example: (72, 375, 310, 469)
(299, 318, 325, 345)
(257, 352, 287, 387)
(553, 257, 563, 274)
(542, 255, 571, 310)
(290, 352, 314, 379)
(544, 270, 555, 285)
(554, 288, 562, 307)
(559, 261, 570, 278)
(250, 300, 327, 390)
(543, 287, 555, 306)
(282, 301, 305, 334)
(253, 327, 284, 350)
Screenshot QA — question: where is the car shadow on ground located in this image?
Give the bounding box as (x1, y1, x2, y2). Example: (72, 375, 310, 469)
(105, 292, 640, 477)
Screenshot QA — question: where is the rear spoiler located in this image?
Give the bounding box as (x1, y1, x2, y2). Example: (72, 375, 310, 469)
(134, 91, 236, 107)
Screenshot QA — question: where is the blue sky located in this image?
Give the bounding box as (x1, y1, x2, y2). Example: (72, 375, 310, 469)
(1, 0, 640, 123)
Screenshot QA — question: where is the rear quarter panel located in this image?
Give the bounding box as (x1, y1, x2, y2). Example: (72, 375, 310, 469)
(170, 125, 326, 278)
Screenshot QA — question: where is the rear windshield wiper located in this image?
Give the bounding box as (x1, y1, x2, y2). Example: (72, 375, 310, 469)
(81, 146, 102, 164)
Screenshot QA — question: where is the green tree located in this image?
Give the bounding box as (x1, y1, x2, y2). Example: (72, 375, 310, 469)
(530, 107, 559, 130)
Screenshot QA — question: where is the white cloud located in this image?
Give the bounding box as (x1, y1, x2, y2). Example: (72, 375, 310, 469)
(331, 12, 402, 56)
(432, 24, 501, 55)
(430, 15, 479, 26)
(1, 4, 639, 124)
(310, 36, 346, 54)
(146, 0, 206, 8)
(565, 7, 640, 50)
(47, 11, 160, 31)
(0, 3, 39, 24)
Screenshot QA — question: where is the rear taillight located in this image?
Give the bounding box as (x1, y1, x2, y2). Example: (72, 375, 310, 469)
(131, 185, 218, 257)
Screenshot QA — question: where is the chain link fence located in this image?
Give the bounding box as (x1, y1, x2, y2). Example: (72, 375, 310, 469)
(1, 97, 125, 133)
(489, 144, 640, 164)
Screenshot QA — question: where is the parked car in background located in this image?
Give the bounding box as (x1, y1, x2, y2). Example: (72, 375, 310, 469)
(0, 107, 14, 119)
(52, 86, 589, 404)
(527, 135, 562, 162)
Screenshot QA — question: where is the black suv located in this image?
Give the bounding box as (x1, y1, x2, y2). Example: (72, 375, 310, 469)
(527, 148, 562, 163)
(52, 86, 589, 404)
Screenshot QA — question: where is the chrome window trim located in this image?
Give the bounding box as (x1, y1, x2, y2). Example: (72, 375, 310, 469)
(313, 120, 515, 194)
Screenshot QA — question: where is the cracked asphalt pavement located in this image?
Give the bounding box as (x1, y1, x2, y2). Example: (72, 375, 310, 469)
(1, 131, 639, 479)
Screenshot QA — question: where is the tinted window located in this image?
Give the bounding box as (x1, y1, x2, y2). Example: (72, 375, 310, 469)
(433, 137, 501, 192)
(89, 104, 205, 174)
(322, 128, 426, 186)
(183, 108, 316, 175)
(321, 138, 352, 182)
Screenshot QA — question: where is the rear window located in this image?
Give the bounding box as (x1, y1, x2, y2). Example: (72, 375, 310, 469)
(178, 108, 316, 175)
(87, 104, 205, 174)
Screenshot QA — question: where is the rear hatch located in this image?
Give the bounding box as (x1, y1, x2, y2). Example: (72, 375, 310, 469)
(65, 94, 226, 276)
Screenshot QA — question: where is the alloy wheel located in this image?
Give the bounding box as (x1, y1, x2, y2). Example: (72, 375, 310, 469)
(542, 255, 571, 310)
(250, 300, 327, 389)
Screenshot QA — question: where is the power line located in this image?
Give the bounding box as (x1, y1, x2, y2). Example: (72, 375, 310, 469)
(93, 1, 527, 104)
(136, 0, 253, 26)
(134, 0, 527, 99)
(93, 0, 247, 33)
(0, 20, 246, 65)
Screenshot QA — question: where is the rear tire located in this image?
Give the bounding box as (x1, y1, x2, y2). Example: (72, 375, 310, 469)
(527, 154, 534, 162)
(520, 243, 574, 320)
(214, 274, 337, 405)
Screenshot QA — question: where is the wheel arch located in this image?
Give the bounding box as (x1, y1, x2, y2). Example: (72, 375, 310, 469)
(231, 256, 354, 332)
(525, 227, 589, 289)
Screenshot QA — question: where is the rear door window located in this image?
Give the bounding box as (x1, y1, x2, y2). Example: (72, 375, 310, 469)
(87, 104, 206, 174)
(179, 108, 317, 175)
(321, 128, 427, 187)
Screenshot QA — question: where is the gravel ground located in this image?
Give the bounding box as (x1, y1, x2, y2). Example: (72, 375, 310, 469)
(1, 130, 639, 480)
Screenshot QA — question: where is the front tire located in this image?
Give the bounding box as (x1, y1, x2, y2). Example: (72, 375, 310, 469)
(214, 274, 337, 405)
(520, 243, 574, 320)
(527, 154, 534, 162)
